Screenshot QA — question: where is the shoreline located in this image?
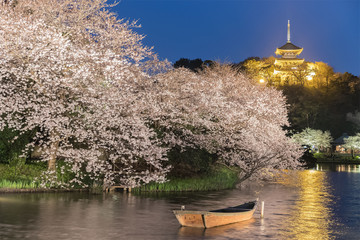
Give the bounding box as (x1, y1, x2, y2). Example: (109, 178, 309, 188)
(1, 164, 238, 194)
(316, 160, 360, 164)
(0, 188, 90, 194)
(2, 162, 359, 193)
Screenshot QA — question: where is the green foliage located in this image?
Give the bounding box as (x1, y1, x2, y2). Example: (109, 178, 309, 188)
(0, 127, 35, 164)
(314, 153, 360, 163)
(34, 160, 97, 189)
(167, 147, 218, 178)
(313, 152, 326, 159)
(0, 179, 39, 189)
(0, 159, 97, 189)
(0, 161, 46, 189)
(133, 166, 239, 192)
(55, 160, 78, 186)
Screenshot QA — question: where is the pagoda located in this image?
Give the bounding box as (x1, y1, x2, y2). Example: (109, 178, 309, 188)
(274, 20, 304, 74)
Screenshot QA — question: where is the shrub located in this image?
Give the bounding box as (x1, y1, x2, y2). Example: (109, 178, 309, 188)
(167, 147, 218, 178)
(0, 127, 35, 164)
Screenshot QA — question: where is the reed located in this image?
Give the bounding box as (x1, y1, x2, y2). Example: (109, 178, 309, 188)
(0, 162, 46, 182)
(0, 179, 39, 189)
(0, 162, 45, 189)
(133, 166, 239, 192)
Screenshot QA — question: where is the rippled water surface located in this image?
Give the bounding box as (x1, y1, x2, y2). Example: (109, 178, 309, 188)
(1, 163, 360, 240)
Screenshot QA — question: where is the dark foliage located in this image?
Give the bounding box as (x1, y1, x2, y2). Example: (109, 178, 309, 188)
(232, 56, 261, 72)
(299, 148, 317, 168)
(0, 127, 35, 164)
(280, 73, 360, 138)
(167, 146, 218, 178)
(173, 58, 215, 72)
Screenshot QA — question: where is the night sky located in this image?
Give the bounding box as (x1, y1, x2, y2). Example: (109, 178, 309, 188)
(114, 0, 360, 76)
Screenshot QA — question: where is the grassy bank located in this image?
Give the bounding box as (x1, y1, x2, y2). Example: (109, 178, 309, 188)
(133, 166, 240, 192)
(0, 161, 46, 189)
(314, 152, 360, 164)
(0, 162, 241, 192)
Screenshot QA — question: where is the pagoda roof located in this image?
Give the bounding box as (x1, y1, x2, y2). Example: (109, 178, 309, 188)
(275, 57, 304, 62)
(278, 42, 302, 50)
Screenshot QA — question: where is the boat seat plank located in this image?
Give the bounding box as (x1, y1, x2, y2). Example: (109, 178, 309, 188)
(210, 207, 250, 213)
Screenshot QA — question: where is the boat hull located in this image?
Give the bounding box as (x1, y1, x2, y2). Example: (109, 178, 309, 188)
(173, 211, 206, 228)
(203, 209, 255, 228)
(173, 200, 257, 228)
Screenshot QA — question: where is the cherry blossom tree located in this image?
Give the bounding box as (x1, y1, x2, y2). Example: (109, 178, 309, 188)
(343, 133, 360, 158)
(292, 128, 332, 152)
(0, 0, 303, 188)
(152, 64, 303, 182)
(0, 1, 169, 188)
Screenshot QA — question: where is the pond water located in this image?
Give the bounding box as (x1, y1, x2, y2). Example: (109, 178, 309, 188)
(1, 163, 360, 240)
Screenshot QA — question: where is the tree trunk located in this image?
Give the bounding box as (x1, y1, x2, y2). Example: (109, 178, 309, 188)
(48, 157, 56, 170)
(48, 138, 59, 171)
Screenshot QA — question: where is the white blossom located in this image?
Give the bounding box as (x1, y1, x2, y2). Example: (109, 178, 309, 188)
(0, 1, 169, 187)
(152, 65, 303, 182)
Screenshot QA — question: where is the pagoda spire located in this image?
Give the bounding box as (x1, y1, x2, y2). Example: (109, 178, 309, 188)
(287, 20, 291, 43)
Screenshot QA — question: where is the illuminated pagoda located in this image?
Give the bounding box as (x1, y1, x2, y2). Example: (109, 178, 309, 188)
(274, 20, 304, 76)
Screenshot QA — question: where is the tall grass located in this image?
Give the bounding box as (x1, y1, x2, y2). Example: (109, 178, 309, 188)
(0, 161, 46, 189)
(0, 179, 39, 189)
(133, 166, 240, 192)
(0, 161, 46, 181)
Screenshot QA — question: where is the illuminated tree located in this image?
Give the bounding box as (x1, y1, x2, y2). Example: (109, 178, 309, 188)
(343, 133, 360, 158)
(242, 57, 276, 84)
(292, 128, 332, 152)
(312, 62, 335, 89)
(290, 63, 314, 86)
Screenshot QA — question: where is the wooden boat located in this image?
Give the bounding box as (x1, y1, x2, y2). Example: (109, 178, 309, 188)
(173, 199, 258, 228)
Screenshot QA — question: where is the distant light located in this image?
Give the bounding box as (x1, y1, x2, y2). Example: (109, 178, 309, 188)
(310, 72, 316, 76)
(274, 70, 279, 74)
(259, 79, 265, 83)
(306, 76, 313, 81)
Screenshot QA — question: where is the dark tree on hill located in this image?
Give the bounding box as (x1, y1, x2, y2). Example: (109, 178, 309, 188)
(232, 56, 261, 72)
(173, 58, 215, 72)
(173, 58, 203, 72)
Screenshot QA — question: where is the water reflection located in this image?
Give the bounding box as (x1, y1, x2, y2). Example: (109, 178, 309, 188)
(279, 170, 337, 240)
(178, 218, 256, 238)
(316, 163, 360, 172)
(2, 165, 360, 239)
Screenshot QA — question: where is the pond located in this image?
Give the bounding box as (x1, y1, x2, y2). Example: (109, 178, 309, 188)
(1, 163, 360, 239)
